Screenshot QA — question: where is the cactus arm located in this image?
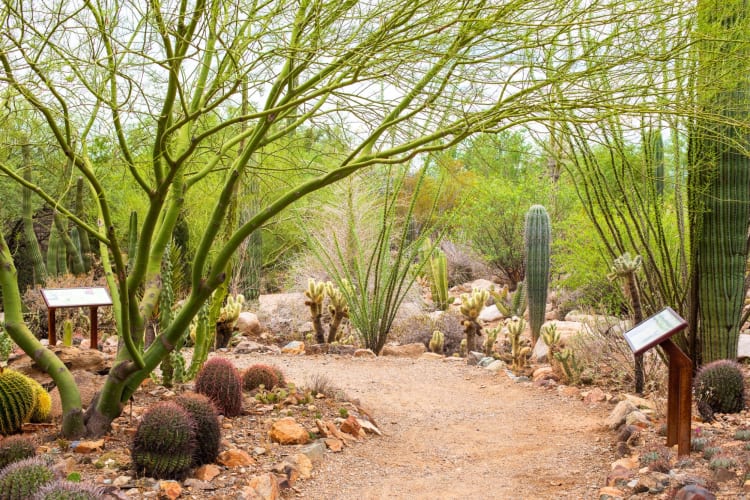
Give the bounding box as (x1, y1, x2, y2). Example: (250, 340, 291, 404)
(0, 231, 85, 438)
(53, 211, 85, 275)
(74, 177, 92, 271)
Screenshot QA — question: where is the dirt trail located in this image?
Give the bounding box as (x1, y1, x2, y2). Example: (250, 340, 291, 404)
(239, 354, 615, 499)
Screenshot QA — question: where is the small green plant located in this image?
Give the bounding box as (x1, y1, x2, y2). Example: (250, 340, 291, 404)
(484, 327, 499, 357)
(703, 446, 721, 460)
(339, 408, 349, 418)
(242, 364, 282, 392)
(491, 282, 527, 318)
(254, 387, 289, 404)
(734, 429, 750, 441)
(554, 347, 582, 385)
(709, 455, 736, 470)
(62, 319, 73, 347)
(131, 401, 196, 480)
(325, 282, 349, 343)
(175, 392, 221, 466)
(194, 357, 243, 417)
(65, 472, 81, 482)
(506, 317, 530, 375)
(428, 248, 454, 311)
(694, 359, 745, 421)
(0, 456, 55, 499)
(690, 437, 708, 452)
(0, 435, 36, 469)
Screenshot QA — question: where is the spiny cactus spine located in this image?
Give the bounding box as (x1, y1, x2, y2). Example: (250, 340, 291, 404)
(429, 248, 454, 311)
(0, 367, 36, 435)
(174, 393, 221, 466)
(194, 357, 243, 417)
(524, 205, 550, 345)
(429, 330, 445, 355)
(694, 359, 745, 421)
(131, 401, 196, 480)
(0, 456, 55, 499)
(305, 278, 326, 344)
(325, 282, 349, 343)
(0, 435, 36, 469)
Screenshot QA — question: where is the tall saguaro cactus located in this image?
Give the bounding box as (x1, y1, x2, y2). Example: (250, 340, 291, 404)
(524, 205, 550, 344)
(21, 145, 46, 285)
(689, 0, 750, 363)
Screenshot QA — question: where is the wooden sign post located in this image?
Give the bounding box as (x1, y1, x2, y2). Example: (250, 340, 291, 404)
(41, 287, 113, 350)
(624, 307, 691, 456)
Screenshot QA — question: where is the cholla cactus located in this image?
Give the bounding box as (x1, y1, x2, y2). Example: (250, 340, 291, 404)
(491, 282, 527, 318)
(429, 330, 445, 355)
(459, 288, 489, 354)
(541, 323, 560, 349)
(219, 294, 245, 326)
(305, 279, 326, 343)
(506, 316, 531, 375)
(0, 327, 12, 362)
(325, 282, 349, 343)
(484, 327, 500, 357)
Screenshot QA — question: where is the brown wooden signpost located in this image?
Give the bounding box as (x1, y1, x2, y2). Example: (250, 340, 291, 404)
(41, 287, 113, 350)
(624, 306, 691, 456)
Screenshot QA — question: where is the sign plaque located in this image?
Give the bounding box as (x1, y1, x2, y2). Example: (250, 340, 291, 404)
(40, 287, 113, 350)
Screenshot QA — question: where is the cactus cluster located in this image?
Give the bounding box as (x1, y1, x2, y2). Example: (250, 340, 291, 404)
(195, 357, 243, 417)
(131, 401, 196, 480)
(324, 282, 349, 343)
(33, 479, 103, 500)
(305, 279, 326, 343)
(484, 327, 499, 357)
(241, 364, 282, 392)
(459, 288, 489, 354)
(524, 205, 550, 344)
(506, 317, 531, 374)
(219, 294, 245, 326)
(0, 435, 36, 469)
(0, 456, 55, 499)
(694, 359, 745, 421)
(0, 368, 37, 435)
(491, 282, 527, 318)
(174, 393, 221, 466)
(429, 331, 445, 355)
(0, 327, 12, 362)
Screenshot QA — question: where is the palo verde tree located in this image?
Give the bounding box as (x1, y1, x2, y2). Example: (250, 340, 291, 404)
(0, 0, 694, 437)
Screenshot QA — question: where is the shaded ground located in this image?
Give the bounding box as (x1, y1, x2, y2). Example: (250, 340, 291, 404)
(237, 354, 615, 499)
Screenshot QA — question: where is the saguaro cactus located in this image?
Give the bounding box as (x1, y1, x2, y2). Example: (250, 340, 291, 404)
(21, 146, 46, 285)
(524, 205, 550, 345)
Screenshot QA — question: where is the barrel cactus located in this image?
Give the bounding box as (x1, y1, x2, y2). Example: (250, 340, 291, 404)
(32, 479, 103, 500)
(131, 401, 196, 480)
(524, 205, 550, 344)
(694, 360, 745, 421)
(27, 380, 51, 424)
(0, 368, 36, 435)
(0, 435, 36, 469)
(194, 357, 243, 417)
(241, 364, 281, 392)
(174, 392, 221, 466)
(0, 456, 55, 500)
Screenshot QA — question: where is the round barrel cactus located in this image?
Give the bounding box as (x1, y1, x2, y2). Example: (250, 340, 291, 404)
(241, 364, 281, 392)
(175, 392, 221, 466)
(0, 456, 55, 500)
(27, 379, 51, 423)
(131, 401, 196, 480)
(32, 479, 103, 500)
(195, 357, 243, 417)
(0, 435, 36, 470)
(694, 359, 746, 421)
(0, 368, 36, 435)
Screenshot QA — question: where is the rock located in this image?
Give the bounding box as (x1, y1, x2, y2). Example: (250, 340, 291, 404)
(327, 345, 356, 356)
(616, 425, 640, 443)
(477, 356, 494, 367)
(738, 333, 750, 360)
(113, 475, 132, 487)
(712, 467, 736, 483)
(465, 351, 484, 366)
(234, 340, 271, 354)
(158, 480, 182, 500)
(625, 410, 650, 427)
(356, 417, 382, 436)
(194, 464, 221, 482)
(380, 343, 426, 358)
(269, 417, 309, 445)
(451, 279, 495, 293)
(478, 305, 502, 322)
(485, 360, 506, 372)
(583, 387, 607, 404)
(597, 486, 625, 499)
(324, 438, 344, 452)
(394, 302, 424, 321)
(419, 352, 444, 360)
(624, 394, 655, 410)
(183, 479, 212, 491)
(50, 370, 107, 419)
(614, 442, 630, 458)
(532, 366, 554, 382)
(281, 341, 305, 355)
(354, 349, 377, 358)
(531, 340, 550, 363)
(299, 441, 326, 464)
(237, 312, 261, 336)
(218, 449, 256, 467)
(636, 472, 670, 494)
(560, 386, 580, 398)
(285, 453, 313, 480)
(257, 293, 307, 338)
(674, 484, 716, 500)
(306, 344, 327, 355)
(52, 457, 78, 476)
(340, 416, 362, 437)
(611, 456, 639, 470)
(73, 439, 105, 453)
(606, 466, 634, 487)
(246, 473, 280, 500)
(606, 400, 638, 430)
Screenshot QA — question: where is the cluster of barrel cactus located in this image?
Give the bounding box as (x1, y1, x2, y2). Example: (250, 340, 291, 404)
(174, 393, 222, 466)
(0, 368, 52, 436)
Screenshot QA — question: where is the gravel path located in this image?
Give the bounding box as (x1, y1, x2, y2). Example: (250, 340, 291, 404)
(238, 354, 615, 499)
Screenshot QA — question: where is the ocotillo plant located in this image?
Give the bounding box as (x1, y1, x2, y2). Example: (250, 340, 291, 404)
(608, 252, 645, 394)
(524, 205, 550, 345)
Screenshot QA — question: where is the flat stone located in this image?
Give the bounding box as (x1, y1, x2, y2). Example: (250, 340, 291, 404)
(339, 416, 362, 437)
(738, 333, 750, 360)
(478, 305, 503, 322)
(419, 352, 444, 360)
(158, 480, 182, 500)
(380, 343, 426, 358)
(466, 351, 484, 366)
(583, 388, 607, 404)
(597, 486, 624, 499)
(606, 466, 634, 487)
(324, 438, 344, 452)
(353, 349, 376, 358)
(237, 312, 261, 336)
(606, 400, 638, 430)
(288, 453, 313, 480)
(485, 360, 506, 372)
(234, 340, 270, 354)
(194, 464, 221, 481)
(625, 410, 650, 427)
(299, 441, 326, 464)
(246, 473, 280, 500)
(74, 439, 105, 453)
(674, 484, 716, 500)
(218, 449, 255, 467)
(281, 341, 305, 355)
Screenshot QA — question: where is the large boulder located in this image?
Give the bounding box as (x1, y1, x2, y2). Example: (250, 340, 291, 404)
(380, 343, 426, 358)
(236, 311, 262, 337)
(258, 293, 308, 337)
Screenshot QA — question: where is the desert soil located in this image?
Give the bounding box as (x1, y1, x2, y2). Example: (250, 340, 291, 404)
(236, 353, 615, 499)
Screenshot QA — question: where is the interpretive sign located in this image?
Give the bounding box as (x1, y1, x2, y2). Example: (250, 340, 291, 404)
(624, 306, 687, 355)
(623, 307, 691, 456)
(40, 287, 113, 350)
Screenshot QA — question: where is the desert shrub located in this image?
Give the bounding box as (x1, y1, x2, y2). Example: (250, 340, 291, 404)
(395, 310, 465, 356)
(439, 240, 491, 286)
